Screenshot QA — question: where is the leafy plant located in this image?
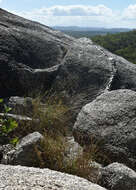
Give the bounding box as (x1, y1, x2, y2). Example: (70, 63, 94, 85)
(0, 98, 19, 145)
(0, 99, 3, 103)
(10, 137, 19, 146)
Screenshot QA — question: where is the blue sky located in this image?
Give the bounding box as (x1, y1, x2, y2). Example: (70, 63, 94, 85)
(0, 0, 136, 28)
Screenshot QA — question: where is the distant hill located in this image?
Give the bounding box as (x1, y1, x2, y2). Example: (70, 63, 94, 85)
(54, 26, 131, 32)
(91, 30, 136, 64)
(53, 26, 132, 38)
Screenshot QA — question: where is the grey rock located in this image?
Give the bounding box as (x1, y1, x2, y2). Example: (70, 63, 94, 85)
(1, 9, 136, 118)
(0, 164, 107, 190)
(65, 136, 83, 160)
(6, 96, 33, 116)
(0, 144, 13, 162)
(2, 132, 43, 166)
(88, 161, 102, 184)
(73, 89, 136, 169)
(65, 137, 102, 183)
(99, 163, 136, 190)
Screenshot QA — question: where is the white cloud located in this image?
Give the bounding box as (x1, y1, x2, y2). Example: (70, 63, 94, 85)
(123, 4, 136, 20)
(38, 5, 113, 17)
(11, 4, 136, 28)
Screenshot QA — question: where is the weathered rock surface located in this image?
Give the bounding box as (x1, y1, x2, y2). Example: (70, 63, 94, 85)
(2, 132, 43, 166)
(73, 90, 136, 169)
(1, 9, 136, 116)
(99, 163, 136, 190)
(0, 164, 107, 190)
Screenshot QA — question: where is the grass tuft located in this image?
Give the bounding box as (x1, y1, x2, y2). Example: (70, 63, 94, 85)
(9, 93, 106, 182)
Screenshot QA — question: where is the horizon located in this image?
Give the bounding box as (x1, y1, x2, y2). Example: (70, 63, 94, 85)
(0, 0, 136, 28)
(53, 26, 133, 29)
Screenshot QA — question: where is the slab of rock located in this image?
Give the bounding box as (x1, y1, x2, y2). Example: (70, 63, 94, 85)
(73, 89, 136, 169)
(99, 163, 136, 190)
(0, 164, 107, 190)
(2, 132, 43, 166)
(1, 9, 136, 118)
(0, 113, 32, 121)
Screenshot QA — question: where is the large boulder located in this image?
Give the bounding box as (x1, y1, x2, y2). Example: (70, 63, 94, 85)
(1, 9, 136, 116)
(0, 164, 107, 190)
(0, 8, 72, 98)
(0, 165, 106, 190)
(99, 163, 136, 190)
(0, 8, 72, 97)
(73, 90, 136, 169)
(2, 132, 43, 166)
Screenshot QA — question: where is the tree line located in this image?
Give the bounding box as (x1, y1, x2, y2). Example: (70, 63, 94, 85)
(91, 30, 136, 64)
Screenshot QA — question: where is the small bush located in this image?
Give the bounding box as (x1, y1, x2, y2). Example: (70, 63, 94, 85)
(0, 98, 19, 145)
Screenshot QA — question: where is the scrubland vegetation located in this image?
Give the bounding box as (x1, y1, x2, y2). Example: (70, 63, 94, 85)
(92, 30, 136, 64)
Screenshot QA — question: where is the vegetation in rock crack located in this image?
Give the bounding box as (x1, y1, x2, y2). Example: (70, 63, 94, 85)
(0, 98, 19, 146)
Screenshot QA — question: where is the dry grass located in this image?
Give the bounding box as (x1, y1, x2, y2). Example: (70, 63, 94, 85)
(12, 93, 107, 182)
(32, 94, 70, 136)
(13, 93, 71, 138)
(35, 134, 66, 170)
(34, 135, 105, 182)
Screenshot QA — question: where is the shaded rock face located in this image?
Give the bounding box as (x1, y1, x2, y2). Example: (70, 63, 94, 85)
(99, 163, 136, 190)
(0, 164, 107, 190)
(2, 132, 43, 166)
(73, 90, 136, 169)
(1, 9, 136, 115)
(0, 9, 72, 97)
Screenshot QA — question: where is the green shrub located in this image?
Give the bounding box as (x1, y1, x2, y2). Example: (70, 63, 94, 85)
(0, 98, 19, 146)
